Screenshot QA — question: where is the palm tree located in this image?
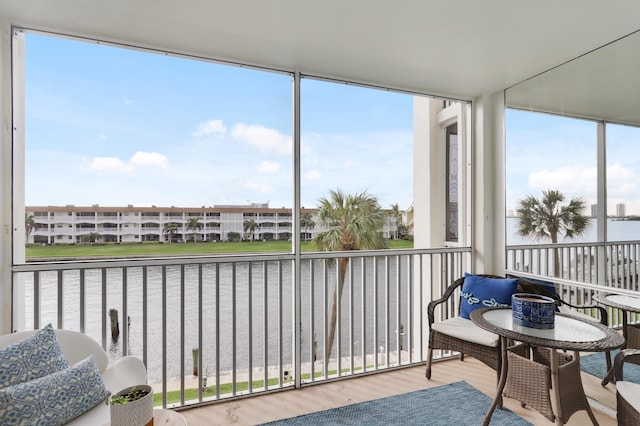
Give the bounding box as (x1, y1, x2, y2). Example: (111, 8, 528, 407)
(300, 212, 315, 241)
(25, 213, 35, 242)
(516, 189, 589, 276)
(243, 219, 260, 241)
(186, 217, 203, 243)
(313, 189, 388, 360)
(163, 222, 179, 244)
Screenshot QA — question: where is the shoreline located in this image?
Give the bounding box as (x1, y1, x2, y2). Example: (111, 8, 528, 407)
(149, 350, 412, 403)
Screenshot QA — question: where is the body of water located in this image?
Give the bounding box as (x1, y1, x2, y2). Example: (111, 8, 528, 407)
(23, 257, 409, 382)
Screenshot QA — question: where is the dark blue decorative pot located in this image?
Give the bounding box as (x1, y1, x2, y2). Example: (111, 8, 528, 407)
(512, 293, 555, 329)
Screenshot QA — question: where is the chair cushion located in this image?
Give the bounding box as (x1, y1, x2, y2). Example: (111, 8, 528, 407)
(617, 381, 640, 414)
(460, 273, 518, 319)
(0, 323, 69, 389)
(0, 355, 110, 426)
(432, 316, 500, 347)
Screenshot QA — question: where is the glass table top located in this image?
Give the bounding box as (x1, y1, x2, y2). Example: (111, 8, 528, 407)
(481, 308, 606, 343)
(600, 294, 640, 312)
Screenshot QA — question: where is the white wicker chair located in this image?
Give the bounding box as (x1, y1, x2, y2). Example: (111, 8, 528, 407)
(0, 328, 147, 426)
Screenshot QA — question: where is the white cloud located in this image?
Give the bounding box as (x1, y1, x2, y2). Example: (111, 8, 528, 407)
(87, 151, 169, 175)
(528, 163, 640, 204)
(98, 134, 107, 140)
(193, 119, 227, 138)
(232, 123, 291, 155)
(130, 151, 169, 168)
(258, 161, 280, 174)
(123, 98, 133, 105)
(529, 166, 597, 198)
(304, 169, 322, 180)
(607, 163, 638, 197)
(88, 157, 129, 174)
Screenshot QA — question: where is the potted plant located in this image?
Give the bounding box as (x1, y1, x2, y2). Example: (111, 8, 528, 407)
(106, 384, 154, 426)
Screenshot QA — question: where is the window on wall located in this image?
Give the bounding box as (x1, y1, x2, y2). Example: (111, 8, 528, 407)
(605, 123, 640, 284)
(445, 123, 458, 242)
(15, 30, 469, 260)
(505, 109, 598, 246)
(299, 78, 414, 249)
(606, 124, 640, 239)
(16, 30, 293, 257)
(505, 108, 607, 279)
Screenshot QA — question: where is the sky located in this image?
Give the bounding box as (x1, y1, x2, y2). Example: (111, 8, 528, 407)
(506, 110, 640, 216)
(23, 31, 640, 216)
(23, 32, 413, 211)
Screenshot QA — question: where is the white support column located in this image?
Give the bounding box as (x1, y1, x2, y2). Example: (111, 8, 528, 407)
(412, 97, 436, 249)
(1, 22, 20, 333)
(596, 122, 607, 286)
(472, 92, 506, 275)
(0, 21, 8, 333)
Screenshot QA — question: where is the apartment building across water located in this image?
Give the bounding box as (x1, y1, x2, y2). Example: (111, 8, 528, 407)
(26, 203, 398, 245)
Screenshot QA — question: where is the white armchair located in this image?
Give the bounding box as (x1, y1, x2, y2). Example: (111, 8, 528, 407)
(0, 328, 147, 426)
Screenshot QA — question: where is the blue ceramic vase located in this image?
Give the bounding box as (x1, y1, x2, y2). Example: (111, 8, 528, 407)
(512, 293, 555, 330)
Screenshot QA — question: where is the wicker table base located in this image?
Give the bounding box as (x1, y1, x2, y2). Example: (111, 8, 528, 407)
(471, 307, 624, 426)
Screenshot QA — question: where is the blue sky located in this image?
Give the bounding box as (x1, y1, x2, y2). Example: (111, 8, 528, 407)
(506, 110, 640, 216)
(24, 32, 413, 210)
(23, 31, 640, 216)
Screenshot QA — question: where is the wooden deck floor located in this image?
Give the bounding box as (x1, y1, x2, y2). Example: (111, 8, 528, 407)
(177, 356, 618, 425)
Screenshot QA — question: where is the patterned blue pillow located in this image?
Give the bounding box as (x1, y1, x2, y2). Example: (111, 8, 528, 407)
(0, 356, 110, 426)
(459, 273, 518, 319)
(0, 324, 69, 389)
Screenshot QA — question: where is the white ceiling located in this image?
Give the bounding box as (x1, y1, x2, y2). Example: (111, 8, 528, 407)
(2, 0, 640, 117)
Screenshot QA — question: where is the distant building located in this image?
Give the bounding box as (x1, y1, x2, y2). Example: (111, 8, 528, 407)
(617, 203, 627, 217)
(591, 204, 597, 218)
(26, 204, 398, 244)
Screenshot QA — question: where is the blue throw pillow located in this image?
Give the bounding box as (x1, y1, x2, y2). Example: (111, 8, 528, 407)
(459, 273, 518, 319)
(517, 276, 560, 311)
(518, 277, 558, 297)
(0, 355, 110, 426)
(0, 324, 69, 389)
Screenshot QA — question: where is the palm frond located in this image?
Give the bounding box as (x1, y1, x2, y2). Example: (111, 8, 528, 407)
(312, 188, 388, 252)
(515, 189, 589, 243)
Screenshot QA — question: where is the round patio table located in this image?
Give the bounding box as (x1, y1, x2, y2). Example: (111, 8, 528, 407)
(594, 293, 640, 385)
(471, 307, 624, 426)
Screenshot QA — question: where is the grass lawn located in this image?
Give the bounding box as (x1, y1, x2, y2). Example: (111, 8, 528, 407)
(26, 239, 413, 259)
(154, 367, 366, 406)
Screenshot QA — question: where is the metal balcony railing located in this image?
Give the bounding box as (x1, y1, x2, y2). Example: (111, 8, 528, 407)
(506, 240, 640, 291)
(507, 240, 640, 331)
(12, 247, 470, 409)
(15, 241, 636, 410)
